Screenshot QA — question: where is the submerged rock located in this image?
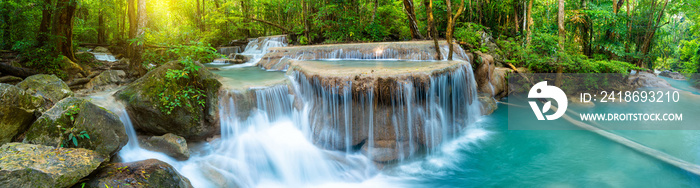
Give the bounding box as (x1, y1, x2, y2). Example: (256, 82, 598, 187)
(23, 97, 127, 157)
(16, 74, 73, 107)
(138, 133, 190, 160)
(115, 61, 221, 141)
(0, 143, 106, 188)
(82, 159, 193, 188)
(0, 84, 42, 145)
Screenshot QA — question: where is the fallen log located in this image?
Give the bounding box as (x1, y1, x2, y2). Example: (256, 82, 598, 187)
(0, 63, 38, 78)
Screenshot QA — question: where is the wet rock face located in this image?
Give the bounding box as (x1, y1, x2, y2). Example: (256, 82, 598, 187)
(23, 97, 128, 157)
(82, 159, 193, 188)
(0, 84, 42, 145)
(138, 133, 190, 160)
(16, 74, 73, 107)
(115, 61, 222, 141)
(0, 143, 106, 188)
(659, 70, 686, 80)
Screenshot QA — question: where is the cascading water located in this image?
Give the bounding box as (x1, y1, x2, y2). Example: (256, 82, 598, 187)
(221, 35, 287, 69)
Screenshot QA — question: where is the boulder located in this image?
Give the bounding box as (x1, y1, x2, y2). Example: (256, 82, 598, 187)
(490, 67, 510, 99)
(659, 70, 686, 80)
(23, 97, 127, 157)
(138, 133, 190, 160)
(16, 74, 73, 107)
(0, 84, 43, 145)
(0, 143, 106, 188)
(627, 71, 672, 88)
(0, 75, 22, 85)
(474, 51, 496, 96)
(478, 93, 498, 115)
(115, 61, 221, 141)
(82, 159, 193, 188)
(58, 56, 87, 79)
(93, 47, 110, 53)
(84, 70, 127, 92)
(361, 140, 417, 163)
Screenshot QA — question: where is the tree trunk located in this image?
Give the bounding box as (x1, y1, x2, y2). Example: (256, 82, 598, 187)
(446, 0, 465, 60)
(135, 0, 147, 61)
(52, 0, 78, 63)
(127, 0, 136, 58)
(638, 0, 668, 67)
(556, 0, 564, 87)
(428, 0, 441, 60)
(37, 0, 53, 47)
(625, 0, 632, 54)
(196, 0, 202, 31)
(403, 0, 423, 39)
(1, 2, 10, 49)
(526, 0, 533, 47)
(371, 0, 379, 24)
(97, 9, 105, 44)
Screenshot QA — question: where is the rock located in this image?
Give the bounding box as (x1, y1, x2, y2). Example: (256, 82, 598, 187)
(138, 133, 190, 160)
(491, 67, 510, 99)
(212, 59, 244, 64)
(23, 97, 128, 157)
(0, 75, 22, 85)
(82, 159, 193, 188)
(115, 61, 221, 141)
(58, 56, 87, 79)
(0, 84, 42, 145)
(361, 140, 416, 163)
(16, 74, 74, 107)
(659, 70, 686, 80)
(93, 47, 110, 53)
(474, 51, 496, 97)
(0, 143, 106, 188)
(628, 71, 673, 88)
(478, 93, 498, 115)
(84, 70, 126, 92)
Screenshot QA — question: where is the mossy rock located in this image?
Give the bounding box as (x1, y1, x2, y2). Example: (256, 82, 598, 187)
(23, 97, 128, 157)
(115, 61, 221, 141)
(0, 143, 106, 188)
(0, 84, 43, 145)
(16, 74, 73, 108)
(82, 159, 193, 188)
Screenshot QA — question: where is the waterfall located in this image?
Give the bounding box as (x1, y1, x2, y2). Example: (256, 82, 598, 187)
(223, 35, 287, 69)
(289, 63, 481, 161)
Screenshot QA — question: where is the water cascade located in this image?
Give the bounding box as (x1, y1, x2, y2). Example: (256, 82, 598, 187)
(218, 35, 288, 68)
(257, 41, 471, 71)
(288, 59, 481, 162)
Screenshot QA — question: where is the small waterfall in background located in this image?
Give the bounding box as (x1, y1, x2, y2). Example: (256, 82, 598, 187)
(222, 35, 287, 69)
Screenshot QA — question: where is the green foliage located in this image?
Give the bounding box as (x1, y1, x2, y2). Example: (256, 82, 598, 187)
(454, 23, 487, 51)
(57, 105, 91, 148)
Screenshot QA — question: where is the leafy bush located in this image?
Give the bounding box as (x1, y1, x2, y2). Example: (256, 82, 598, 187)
(454, 22, 487, 51)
